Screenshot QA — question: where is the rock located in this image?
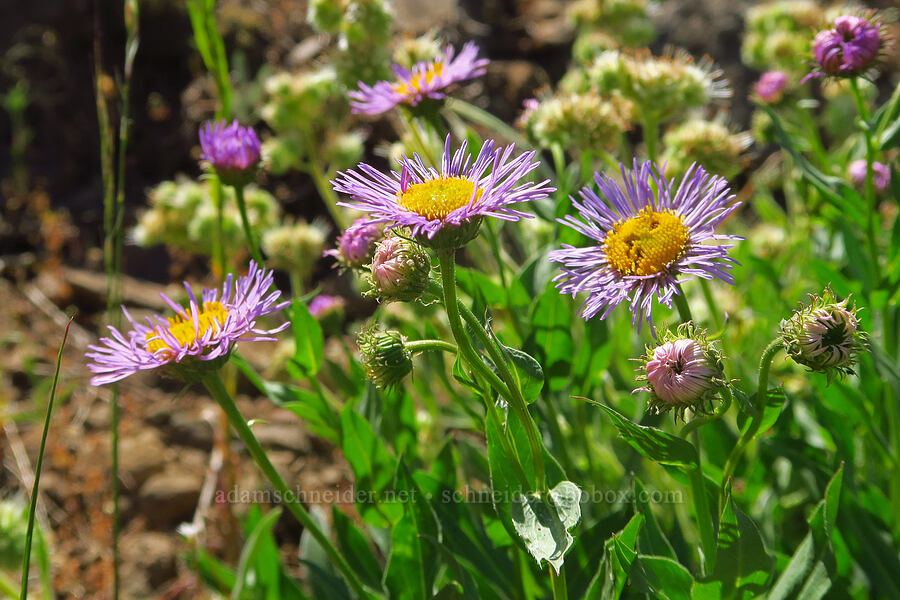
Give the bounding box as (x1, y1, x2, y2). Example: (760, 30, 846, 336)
(119, 428, 167, 488)
(121, 532, 178, 588)
(138, 468, 203, 528)
(167, 412, 214, 450)
(253, 422, 310, 454)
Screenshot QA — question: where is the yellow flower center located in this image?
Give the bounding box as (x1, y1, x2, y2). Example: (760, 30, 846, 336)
(145, 301, 229, 357)
(392, 61, 444, 97)
(604, 208, 689, 276)
(398, 177, 482, 220)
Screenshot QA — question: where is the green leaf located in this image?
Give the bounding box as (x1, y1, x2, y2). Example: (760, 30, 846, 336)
(332, 507, 384, 591)
(711, 491, 774, 598)
(232, 507, 282, 600)
(527, 286, 574, 375)
(258, 381, 340, 445)
(588, 401, 698, 469)
(340, 406, 401, 527)
(629, 555, 694, 600)
(384, 461, 441, 600)
(289, 299, 324, 377)
(485, 340, 545, 405)
(605, 514, 643, 599)
(737, 387, 787, 439)
(632, 478, 676, 559)
(511, 481, 583, 574)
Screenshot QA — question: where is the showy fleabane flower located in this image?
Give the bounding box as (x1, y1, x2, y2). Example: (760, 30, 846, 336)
(325, 218, 385, 268)
(635, 324, 727, 419)
(781, 287, 865, 382)
(199, 120, 262, 186)
(368, 235, 431, 302)
(86, 262, 289, 385)
(848, 159, 891, 192)
(349, 42, 488, 115)
(332, 136, 554, 250)
(357, 327, 413, 389)
(754, 70, 789, 103)
(808, 15, 883, 80)
(549, 160, 741, 332)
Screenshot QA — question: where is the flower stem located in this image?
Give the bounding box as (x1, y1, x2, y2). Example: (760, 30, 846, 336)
(438, 251, 547, 493)
(211, 177, 227, 279)
(199, 370, 370, 599)
(405, 339, 459, 355)
(720, 339, 781, 500)
(688, 438, 717, 576)
(700, 279, 721, 330)
(848, 78, 880, 287)
(550, 566, 568, 600)
(680, 385, 733, 438)
(233, 184, 264, 265)
(673, 284, 693, 324)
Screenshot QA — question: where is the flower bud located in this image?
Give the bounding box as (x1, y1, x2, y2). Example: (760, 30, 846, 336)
(308, 294, 346, 334)
(811, 16, 882, 79)
(519, 91, 632, 155)
(0, 501, 28, 570)
(199, 120, 261, 187)
(357, 327, 412, 389)
(326, 218, 385, 269)
(307, 0, 344, 33)
(661, 119, 751, 180)
(367, 236, 431, 302)
(781, 287, 865, 381)
(636, 324, 726, 419)
(848, 159, 891, 193)
(754, 71, 789, 104)
(261, 218, 329, 276)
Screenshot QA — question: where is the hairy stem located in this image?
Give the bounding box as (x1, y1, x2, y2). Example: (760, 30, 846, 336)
(234, 184, 264, 265)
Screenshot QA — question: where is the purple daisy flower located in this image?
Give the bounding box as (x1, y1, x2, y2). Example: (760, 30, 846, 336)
(754, 70, 788, 103)
(331, 135, 554, 249)
(199, 120, 262, 185)
(86, 261, 289, 385)
(549, 160, 742, 332)
(848, 159, 891, 192)
(349, 42, 489, 115)
(807, 15, 883, 80)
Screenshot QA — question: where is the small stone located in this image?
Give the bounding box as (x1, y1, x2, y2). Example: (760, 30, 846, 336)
(253, 423, 310, 454)
(138, 468, 203, 528)
(167, 412, 214, 450)
(119, 429, 167, 488)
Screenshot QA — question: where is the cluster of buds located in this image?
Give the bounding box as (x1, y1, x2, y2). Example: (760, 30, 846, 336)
(781, 287, 865, 382)
(0, 500, 28, 570)
(326, 218, 386, 269)
(261, 218, 329, 277)
(392, 29, 443, 69)
(262, 68, 346, 133)
(330, 0, 394, 87)
(635, 323, 728, 420)
(131, 178, 280, 255)
(660, 119, 752, 180)
(367, 235, 432, 302)
(848, 159, 892, 193)
(568, 0, 655, 50)
(742, 1, 823, 76)
(518, 91, 633, 156)
(357, 327, 413, 389)
(566, 48, 730, 123)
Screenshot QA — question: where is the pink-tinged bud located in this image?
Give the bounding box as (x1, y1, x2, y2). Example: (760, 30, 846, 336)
(308, 294, 345, 319)
(636, 324, 727, 419)
(848, 159, 891, 192)
(325, 219, 385, 269)
(781, 287, 866, 382)
(754, 71, 788, 103)
(811, 15, 882, 78)
(368, 236, 431, 302)
(199, 120, 261, 186)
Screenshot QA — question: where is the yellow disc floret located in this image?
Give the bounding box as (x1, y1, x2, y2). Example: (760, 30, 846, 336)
(398, 177, 482, 220)
(604, 208, 689, 276)
(145, 301, 229, 356)
(393, 61, 444, 98)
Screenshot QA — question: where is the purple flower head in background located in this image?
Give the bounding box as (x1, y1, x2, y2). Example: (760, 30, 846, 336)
(808, 15, 882, 80)
(754, 71, 788, 103)
(331, 135, 554, 249)
(325, 218, 385, 268)
(549, 160, 742, 333)
(308, 294, 346, 319)
(199, 120, 261, 185)
(848, 159, 891, 192)
(350, 42, 489, 115)
(86, 261, 288, 385)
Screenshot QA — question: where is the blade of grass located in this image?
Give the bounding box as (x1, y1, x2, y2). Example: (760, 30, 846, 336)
(20, 317, 72, 600)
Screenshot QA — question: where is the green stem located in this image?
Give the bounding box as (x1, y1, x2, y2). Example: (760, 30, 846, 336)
(699, 279, 721, 330)
(848, 78, 880, 287)
(211, 177, 227, 278)
(680, 385, 733, 438)
(642, 117, 659, 163)
(200, 370, 370, 599)
(0, 572, 18, 599)
(550, 566, 568, 600)
(483, 380, 534, 492)
(21, 319, 71, 600)
(307, 159, 351, 231)
(233, 184, 264, 265)
(673, 285, 693, 324)
(689, 438, 717, 576)
(720, 339, 781, 496)
(406, 339, 459, 355)
(438, 251, 547, 493)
